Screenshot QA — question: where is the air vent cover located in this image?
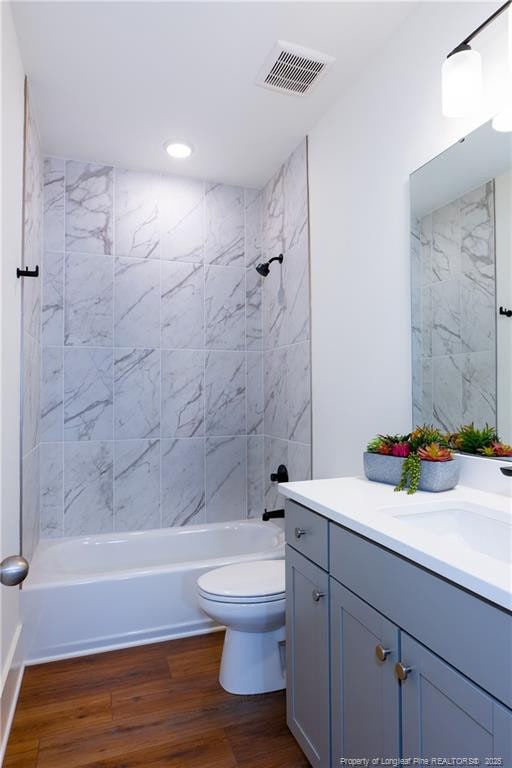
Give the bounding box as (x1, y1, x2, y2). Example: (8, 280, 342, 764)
(257, 41, 335, 96)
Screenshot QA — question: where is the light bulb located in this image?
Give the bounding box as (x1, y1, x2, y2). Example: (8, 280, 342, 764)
(442, 44, 483, 118)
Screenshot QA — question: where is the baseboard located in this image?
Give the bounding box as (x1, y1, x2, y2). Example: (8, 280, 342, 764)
(25, 620, 223, 666)
(0, 623, 24, 764)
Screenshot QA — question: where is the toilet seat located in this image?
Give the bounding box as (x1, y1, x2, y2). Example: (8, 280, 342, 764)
(198, 560, 285, 604)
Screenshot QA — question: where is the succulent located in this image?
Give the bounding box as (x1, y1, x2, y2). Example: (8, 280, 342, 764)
(417, 443, 453, 462)
(367, 434, 410, 455)
(395, 453, 422, 495)
(454, 423, 498, 455)
(366, 437, 383, 453)
(479, 441, 512, 458)
(381, 433, 411, 445)
(410, 425, 448, 452)
(444, 431, 463, 450)
(391, 442, 411, 458)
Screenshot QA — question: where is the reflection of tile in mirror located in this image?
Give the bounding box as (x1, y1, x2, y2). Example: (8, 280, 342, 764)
(460, 181, 495, 297)
(432, 201, 461, 282)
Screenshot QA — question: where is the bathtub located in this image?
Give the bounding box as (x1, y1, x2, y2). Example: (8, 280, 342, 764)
(22, 520, 284, 664)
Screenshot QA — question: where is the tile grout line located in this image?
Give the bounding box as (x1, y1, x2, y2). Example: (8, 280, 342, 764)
(112, 165, 116, 534)
(202, 181, 207, 526)
(159, 174, 163, 529)
(244, 189, 249, 521)
(61, 159, 66, 537)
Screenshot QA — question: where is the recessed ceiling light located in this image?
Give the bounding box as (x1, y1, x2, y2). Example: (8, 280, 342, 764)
(164, 140, 193, 159)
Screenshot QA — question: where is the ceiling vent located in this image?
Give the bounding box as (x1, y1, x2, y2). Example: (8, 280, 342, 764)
(256, 41, 335, 96)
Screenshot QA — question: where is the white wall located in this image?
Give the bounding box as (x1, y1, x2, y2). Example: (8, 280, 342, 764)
(0, 1, 26, 756)
(308, 2, 505, 479)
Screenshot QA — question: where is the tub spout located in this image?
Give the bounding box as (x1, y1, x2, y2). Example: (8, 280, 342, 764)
(262, 508, 285, 521)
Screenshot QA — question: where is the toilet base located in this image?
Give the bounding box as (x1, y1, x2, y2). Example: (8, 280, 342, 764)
(219, 625, 286, 695)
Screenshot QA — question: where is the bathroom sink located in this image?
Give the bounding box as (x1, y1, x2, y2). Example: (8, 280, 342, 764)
(383, 502, 512, 563)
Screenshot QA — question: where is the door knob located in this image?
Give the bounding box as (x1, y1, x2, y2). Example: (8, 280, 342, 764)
(294, 527, 307, 539)
(0, 555, 29, 586)
(375, 644, 391, 662)
(312, 589, 326, 602)
(395, 661, 413, 681)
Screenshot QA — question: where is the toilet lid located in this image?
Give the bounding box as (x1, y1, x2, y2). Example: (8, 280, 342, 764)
(198, 559, 285, 600)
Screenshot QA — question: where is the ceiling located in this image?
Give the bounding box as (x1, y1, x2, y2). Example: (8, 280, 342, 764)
(12, 1, 414, 188)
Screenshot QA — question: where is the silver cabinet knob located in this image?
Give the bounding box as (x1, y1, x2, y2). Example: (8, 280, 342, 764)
(395, 661, 413, 681)
(0, 555, 29, 587)
(312, 589, 326, 602)
(375, 644, 391, 662)
(294, 527, 307, 539)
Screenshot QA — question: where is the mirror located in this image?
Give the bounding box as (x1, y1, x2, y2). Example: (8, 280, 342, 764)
(410, 120, 512, 447)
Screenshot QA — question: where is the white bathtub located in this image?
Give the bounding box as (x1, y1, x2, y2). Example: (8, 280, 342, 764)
(22, 520, 284, 663)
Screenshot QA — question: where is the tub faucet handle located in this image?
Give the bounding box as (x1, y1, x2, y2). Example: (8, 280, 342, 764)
(270, 465, 289, 483)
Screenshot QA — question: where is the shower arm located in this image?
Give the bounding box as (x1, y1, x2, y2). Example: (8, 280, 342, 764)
(268, 254, 283, 267)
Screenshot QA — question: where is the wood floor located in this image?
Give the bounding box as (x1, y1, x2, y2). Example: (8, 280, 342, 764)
(4, 632, 309, 768)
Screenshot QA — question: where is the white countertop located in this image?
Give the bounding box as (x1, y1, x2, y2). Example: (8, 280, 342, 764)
(279, 477, 512, 611)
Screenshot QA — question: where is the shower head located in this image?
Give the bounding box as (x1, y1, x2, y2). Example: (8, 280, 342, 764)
(255, 253, 283, 277)
(256, 262, 270, 277)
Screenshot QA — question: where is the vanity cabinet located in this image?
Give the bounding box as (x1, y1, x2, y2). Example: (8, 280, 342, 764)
(400, 633, 512, 762)
(284, 498, 512, 768)
(285, 544, 330, 768)
(330, 579, 400, 762)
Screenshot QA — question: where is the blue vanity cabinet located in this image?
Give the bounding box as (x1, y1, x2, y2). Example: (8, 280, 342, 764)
(330, 578, 400, 766)
(285, 544, 330, 768)
(400, 633, 512, 764)
(284, 498, 512, 768)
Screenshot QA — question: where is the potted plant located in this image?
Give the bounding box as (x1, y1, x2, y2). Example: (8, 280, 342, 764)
(364, 425, 459, 494)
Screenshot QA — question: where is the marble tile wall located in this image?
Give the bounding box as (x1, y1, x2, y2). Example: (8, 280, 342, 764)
(40, 140, 311, 536)
(21, 96, 43, 561)
(39, 158, 269, 536)
(259, 140, 312, 513)
(412, 181, 497, 433)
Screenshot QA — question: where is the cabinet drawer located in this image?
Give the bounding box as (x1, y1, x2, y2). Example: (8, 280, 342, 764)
(285, 499, 328, 570)
(329, 522, 512, 709)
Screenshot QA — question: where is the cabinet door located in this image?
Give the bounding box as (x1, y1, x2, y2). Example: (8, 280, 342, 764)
(286, 544, 330, 768)
(330, 578, 400, 766)
(401, 633, 512, 765)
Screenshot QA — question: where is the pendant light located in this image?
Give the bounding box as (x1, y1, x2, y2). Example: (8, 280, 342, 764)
(442, 44, 483, 118)
(442, 1, 511, 119)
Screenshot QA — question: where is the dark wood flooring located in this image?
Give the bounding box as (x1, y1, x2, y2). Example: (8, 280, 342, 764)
(4, 632, 309, 768)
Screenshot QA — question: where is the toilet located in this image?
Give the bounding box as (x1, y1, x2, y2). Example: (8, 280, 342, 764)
(197, 559, 286, 695)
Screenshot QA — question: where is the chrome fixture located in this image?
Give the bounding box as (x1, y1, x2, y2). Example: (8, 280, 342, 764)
(395, 661, 414, 681)
(0, 555, 29, 586)
(375, 644, 391, 663)
(256, 253, 283, 277)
